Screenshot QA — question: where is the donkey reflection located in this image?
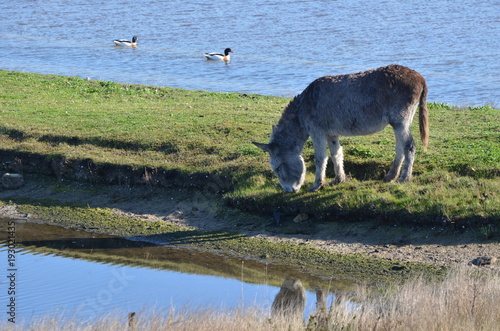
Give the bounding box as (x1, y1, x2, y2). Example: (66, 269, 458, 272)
(271, 279, 306, 320)
(254, 64, 429, 192)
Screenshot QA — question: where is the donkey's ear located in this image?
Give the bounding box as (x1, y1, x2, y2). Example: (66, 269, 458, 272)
(252, 142, 272, 153)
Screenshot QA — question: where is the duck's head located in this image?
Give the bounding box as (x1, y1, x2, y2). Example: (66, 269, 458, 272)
(132, 36, 138, 43)
(224, 48, 233, 55)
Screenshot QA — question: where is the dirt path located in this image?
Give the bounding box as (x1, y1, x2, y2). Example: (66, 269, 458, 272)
(1, 176, 498, 271)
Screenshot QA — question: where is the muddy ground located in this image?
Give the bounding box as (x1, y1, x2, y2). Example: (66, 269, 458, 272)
(1, 175, 498, 271)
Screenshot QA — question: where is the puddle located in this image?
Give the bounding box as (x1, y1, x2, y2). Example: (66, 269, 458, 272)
(0, 218, 353, 323)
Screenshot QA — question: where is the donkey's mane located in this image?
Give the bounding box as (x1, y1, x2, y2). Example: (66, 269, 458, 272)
(273, 94, 303, 134)
(269, 93, 310, 152)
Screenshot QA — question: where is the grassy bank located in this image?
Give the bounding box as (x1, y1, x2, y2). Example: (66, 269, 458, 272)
(1, 70, 498, 227)
(1, 182, 444, 285)
(2, 266, 498, 331)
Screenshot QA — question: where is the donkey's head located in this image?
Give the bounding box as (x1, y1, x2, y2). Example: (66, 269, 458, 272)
(253, 142, 305, 193)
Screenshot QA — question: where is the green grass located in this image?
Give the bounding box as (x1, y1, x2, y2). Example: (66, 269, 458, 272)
(0, 70, 284, 169)
(1, 70, 499, 226)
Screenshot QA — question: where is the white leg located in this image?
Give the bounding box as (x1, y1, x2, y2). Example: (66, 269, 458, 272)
(308, 136, 328, 192)
(398, 134, 416, 182)
(327, 136, 346, 184)
(385, 124, 415, 182)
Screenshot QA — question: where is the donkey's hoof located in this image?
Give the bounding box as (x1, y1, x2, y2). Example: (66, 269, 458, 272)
(329, 176, 346, 185)
(308, 183, 323, 192)
(397, 176, 411, 183)
(383, 174, 396, 182)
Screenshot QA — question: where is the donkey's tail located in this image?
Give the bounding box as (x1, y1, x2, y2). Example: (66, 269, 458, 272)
(419, 82, 429, 150)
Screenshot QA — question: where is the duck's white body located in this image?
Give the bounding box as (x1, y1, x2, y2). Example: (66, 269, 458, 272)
(113, 36, 138, 47)
(204, 48, 233, 62)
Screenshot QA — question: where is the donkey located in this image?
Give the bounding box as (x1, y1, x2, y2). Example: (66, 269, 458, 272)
(253, 64, 429, 193)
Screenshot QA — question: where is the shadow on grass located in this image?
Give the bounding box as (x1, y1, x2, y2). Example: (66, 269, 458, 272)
(0, 148, 233, 191)
(226, 190, 499, 247)
(0, 126, 178, 153)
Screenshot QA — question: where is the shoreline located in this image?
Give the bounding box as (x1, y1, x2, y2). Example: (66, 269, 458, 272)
(1, 175, 498, 281)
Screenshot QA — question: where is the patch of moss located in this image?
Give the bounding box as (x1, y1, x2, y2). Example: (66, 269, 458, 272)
(15, 201, 180, 237)
(5, 199, 446, 285)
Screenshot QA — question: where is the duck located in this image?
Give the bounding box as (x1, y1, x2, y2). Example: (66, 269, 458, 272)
(204, 48, 233, 62)
(113, 36, 138, 47)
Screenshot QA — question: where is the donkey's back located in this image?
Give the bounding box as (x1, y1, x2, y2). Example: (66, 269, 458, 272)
(298, 64, 428, 141)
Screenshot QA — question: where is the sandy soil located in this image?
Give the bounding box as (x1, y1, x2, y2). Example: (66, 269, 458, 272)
(1, 176, 498, 271)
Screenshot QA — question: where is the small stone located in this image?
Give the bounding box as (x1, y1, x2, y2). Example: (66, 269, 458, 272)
(1, 173, 25, 189)
(469, 256, 497, 266)
(391, 265, 406, 271)
(293, 212, 309, 223)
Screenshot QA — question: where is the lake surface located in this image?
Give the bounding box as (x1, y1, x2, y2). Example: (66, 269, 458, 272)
(1, 0, 499, 106)
(0, 219, 349, 323)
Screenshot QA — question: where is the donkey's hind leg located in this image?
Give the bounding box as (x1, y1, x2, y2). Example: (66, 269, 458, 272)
(327, 135, 346, 185)
(398, 134, 416, 183)
(385, 124, 415, 183)
(385, 125, 407, 182)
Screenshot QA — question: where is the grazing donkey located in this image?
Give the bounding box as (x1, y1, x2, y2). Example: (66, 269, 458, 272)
(253, 64, 429, 193)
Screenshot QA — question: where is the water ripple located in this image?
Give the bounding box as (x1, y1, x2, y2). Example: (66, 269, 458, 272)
(0, 0, 498, 106)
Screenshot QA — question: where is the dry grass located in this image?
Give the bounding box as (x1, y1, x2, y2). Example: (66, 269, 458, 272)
(3, 266, 498, 331)
(327, 266, 500, 331)
(3, 308, 302, 331)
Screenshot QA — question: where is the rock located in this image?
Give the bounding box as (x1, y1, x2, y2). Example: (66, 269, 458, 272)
(391, 265, 406, 271)
(293, 212, 309, 223)
(469, 256, 497, 266)
(1, 173, 25, 189)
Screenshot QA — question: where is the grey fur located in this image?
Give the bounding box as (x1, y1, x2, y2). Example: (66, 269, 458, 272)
(253, 64, 429, 193)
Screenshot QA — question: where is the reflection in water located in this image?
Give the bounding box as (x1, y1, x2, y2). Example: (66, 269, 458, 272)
(271, 279, 306, 320)
(315, 288, 328, 313)
(309, 288, 332, 329)
(0, 219, 354, 322)
(270, 278, 350, 328)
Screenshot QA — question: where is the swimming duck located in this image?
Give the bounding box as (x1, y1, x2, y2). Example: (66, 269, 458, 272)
(204, 48, 233, 62)
(113, 36, 138, 47)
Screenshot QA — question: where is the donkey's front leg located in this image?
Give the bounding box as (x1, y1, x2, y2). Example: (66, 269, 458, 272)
(327, 135, 346, 185)
(308, 136, 328, 192)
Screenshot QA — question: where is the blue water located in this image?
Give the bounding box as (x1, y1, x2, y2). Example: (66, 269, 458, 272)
(1, 0, 499, 106)
(0, 244, 324, 323)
